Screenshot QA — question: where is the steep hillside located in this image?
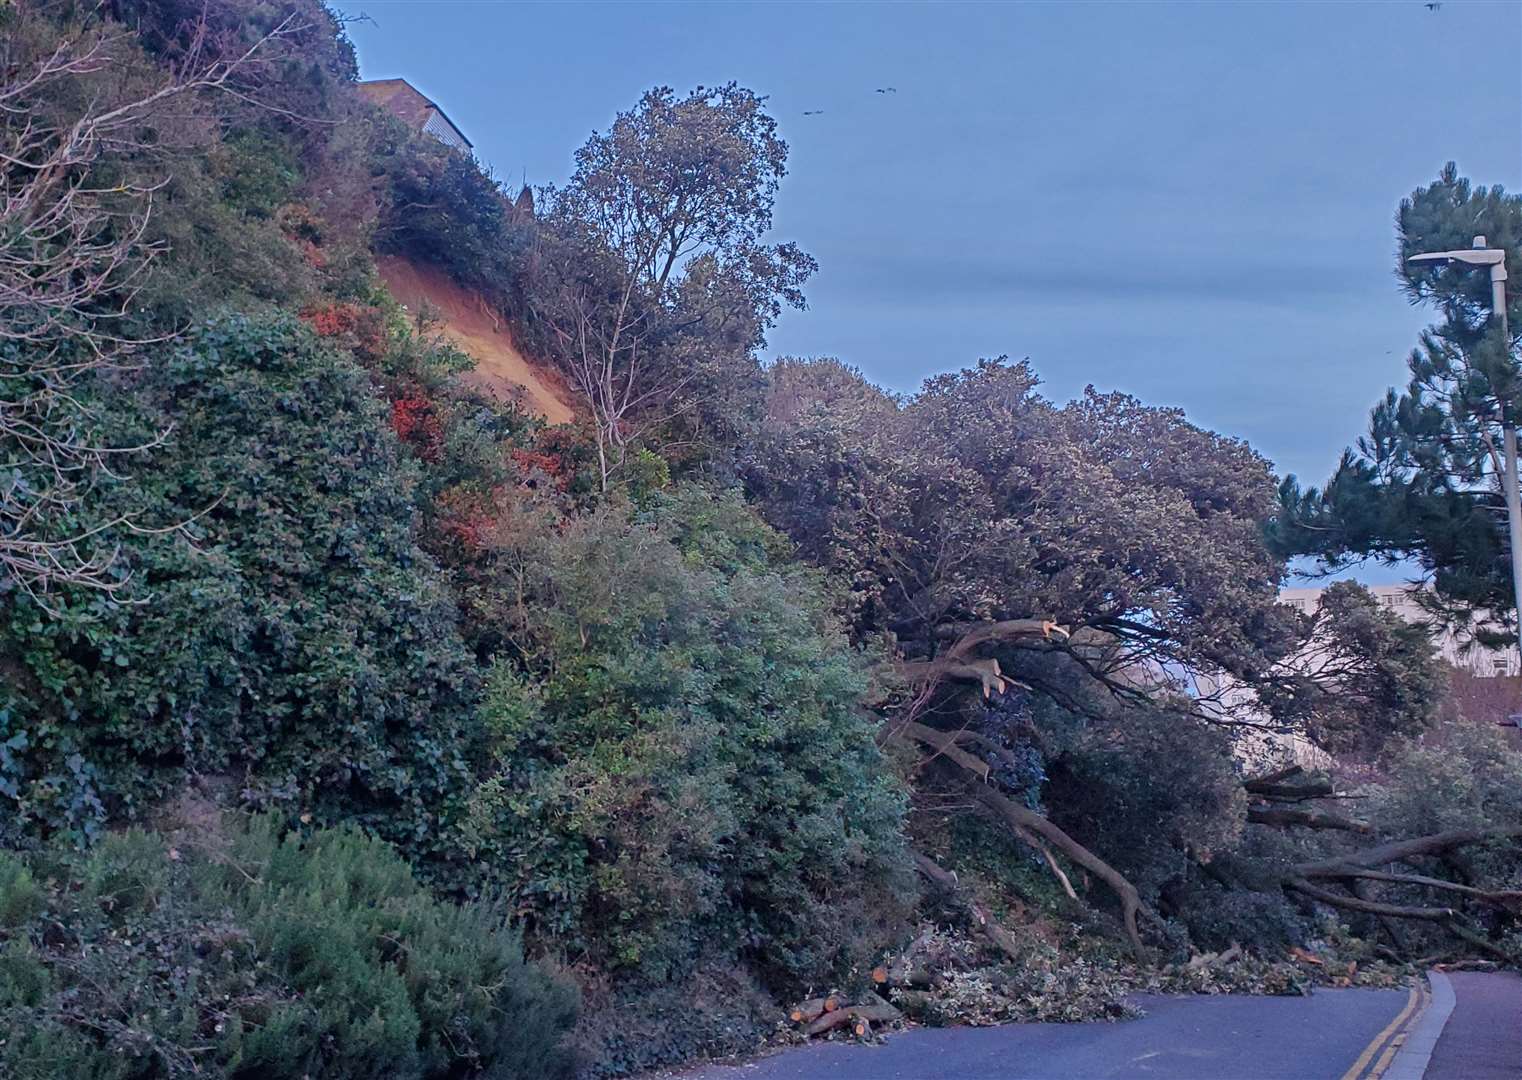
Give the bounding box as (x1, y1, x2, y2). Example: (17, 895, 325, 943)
(378, 254, 574, 424)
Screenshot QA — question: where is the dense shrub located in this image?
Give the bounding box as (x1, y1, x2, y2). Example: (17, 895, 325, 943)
(0, 813, 577, 1079)
(1047, 707, 1248, 901)
(1366, 721, 1522, 893)
(456, 488, 912, 991)
(569, 968, 777, 1079)
(0, 315, 476, 851)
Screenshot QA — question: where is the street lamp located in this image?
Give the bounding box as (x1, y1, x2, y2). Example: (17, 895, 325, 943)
(1406, 236, 1520, 656)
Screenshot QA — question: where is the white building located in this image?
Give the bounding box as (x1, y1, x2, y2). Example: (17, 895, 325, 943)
(1280, 584, 1520, 678)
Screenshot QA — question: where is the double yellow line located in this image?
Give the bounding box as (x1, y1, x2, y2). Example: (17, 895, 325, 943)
(1339, 979, 1429, 1080)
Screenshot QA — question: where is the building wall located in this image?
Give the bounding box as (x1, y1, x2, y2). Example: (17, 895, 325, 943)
(1280, 584, 1520, 678)
(422, 109, 470, 153)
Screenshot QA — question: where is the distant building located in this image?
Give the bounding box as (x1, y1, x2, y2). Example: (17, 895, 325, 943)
(1280, 584, 1520, 678)
(358, 78, 472, 153)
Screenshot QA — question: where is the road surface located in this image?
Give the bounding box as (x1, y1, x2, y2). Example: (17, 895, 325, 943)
(1425, 970, 1522, 1080)
(679, 986, 1427, 1080)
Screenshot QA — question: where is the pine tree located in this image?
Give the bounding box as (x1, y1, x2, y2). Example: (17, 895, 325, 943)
(1271, 164, 1522, 644)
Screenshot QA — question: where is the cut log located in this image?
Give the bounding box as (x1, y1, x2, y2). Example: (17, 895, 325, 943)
(853, 1017, 874, 1039)
(789, 998, 831, 1024)
(804, 1003, 902, 1038)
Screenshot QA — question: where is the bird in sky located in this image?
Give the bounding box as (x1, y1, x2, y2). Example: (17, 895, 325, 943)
(802, 110, 825, 116)
(875, 87, 898, 94)
(1424, 2, 1441, 10)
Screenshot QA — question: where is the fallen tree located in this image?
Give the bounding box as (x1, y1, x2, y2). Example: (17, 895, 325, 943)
(1265, 826, 1522, 956)
(887, 619, 1159, 960)
(746, 356, 1505, 970)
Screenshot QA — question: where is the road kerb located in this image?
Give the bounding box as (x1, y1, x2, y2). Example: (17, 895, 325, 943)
(1380, 971, 1456, 1080)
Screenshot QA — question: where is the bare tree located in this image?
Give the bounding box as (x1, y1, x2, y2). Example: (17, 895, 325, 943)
(534, 84, 814, 490)
(0, 13, 300, 605)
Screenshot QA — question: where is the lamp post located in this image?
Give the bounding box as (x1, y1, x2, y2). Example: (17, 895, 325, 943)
(1406, 236, 1520, 661)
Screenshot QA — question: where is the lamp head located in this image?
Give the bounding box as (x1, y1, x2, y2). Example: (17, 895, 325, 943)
(1407, 246, 1505, 268)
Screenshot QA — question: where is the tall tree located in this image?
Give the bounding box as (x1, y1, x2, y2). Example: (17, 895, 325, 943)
(532, 84, 815, 488)
(1271, 164, 1522, 645)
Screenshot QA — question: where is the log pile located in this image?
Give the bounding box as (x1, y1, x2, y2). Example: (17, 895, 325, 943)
(788, 996, 902, 1041)
(787, 929, 950, 1042)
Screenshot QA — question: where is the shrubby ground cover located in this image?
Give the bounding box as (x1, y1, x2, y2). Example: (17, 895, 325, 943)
(1, 3, 1518, 1077)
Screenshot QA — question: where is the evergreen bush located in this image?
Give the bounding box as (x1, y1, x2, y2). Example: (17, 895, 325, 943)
(0, 814, 577, 1079)
(0, 315, 476, 852)
(457, 487, 913, 991)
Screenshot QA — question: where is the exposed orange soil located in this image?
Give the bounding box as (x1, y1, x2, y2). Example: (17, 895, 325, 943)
(376, 254, 574, 425)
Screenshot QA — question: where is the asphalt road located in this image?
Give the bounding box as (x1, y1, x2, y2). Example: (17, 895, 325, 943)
(679, 988, 1414, 1080)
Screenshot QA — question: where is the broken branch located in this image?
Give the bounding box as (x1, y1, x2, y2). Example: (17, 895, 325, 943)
(1247, 806, 1372, 833)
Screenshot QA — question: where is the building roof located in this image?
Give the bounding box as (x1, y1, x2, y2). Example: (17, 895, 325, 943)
(357, 78, 472, 150)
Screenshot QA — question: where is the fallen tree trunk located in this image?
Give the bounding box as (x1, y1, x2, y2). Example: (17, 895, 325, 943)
(1305, 867, 1522, 908)
(1279, 827, 1522, 960)
(899, 657, 1020, 699)
(804, 1003, 901, 1037)
(934, 619, 1070, 659)
(1294, 826, 1522, 878)
(1444, 919, 1515, 962)
(894, 720, 1155, 960)
(1287, 879, 1456, 921)
(971, 783, 1154, 959)
(1243, 765, 1304, 791)
(1252, 784, 1336, 803)
(898, 720, 992, 782)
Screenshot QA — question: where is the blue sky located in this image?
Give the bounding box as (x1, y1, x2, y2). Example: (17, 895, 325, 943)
(349, 0, 1520, 492)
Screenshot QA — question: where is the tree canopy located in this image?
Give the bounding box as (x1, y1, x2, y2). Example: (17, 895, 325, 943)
(532, 85, 816, 487)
